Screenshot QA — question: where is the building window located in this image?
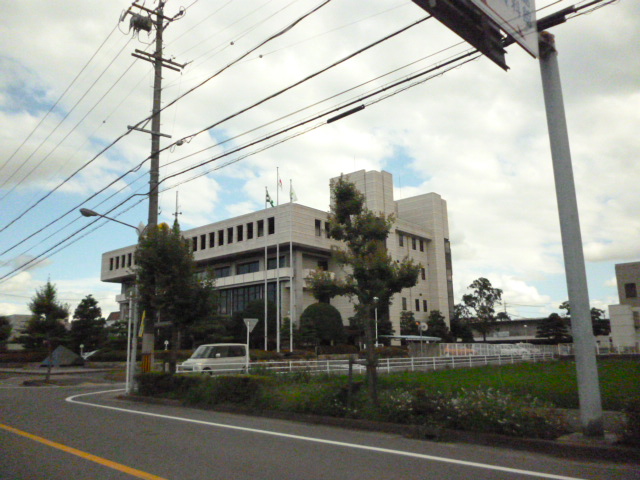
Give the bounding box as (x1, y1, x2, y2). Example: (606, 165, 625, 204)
(419, 239, 424, 252)
(237, 261, 259, 275)
(214, 266, 231, 278)
(247, 223, 253, 240)
(315, 219, 322, 236)
(115, 256, 120, 269)
(109, 258, 114, 271)
(122, 255, 126, 267)
(218, 230, 224, 245)
(268, 217, 275, 235)
(127, 253, 132, 267)
(423, 300, 428, 312)
(421, 267, 426, 280)
(209, 232, 215, 248)
(267, 256, 287, 270)
(402, 297, 407, 310)
(192, 237, 198, 251)
(325, 222, 330, 238)
(317, 260, 328, 271)
(625, 283, 638, 299)
(237, 225, 243, 242)
(399, 233, 404, 247)
(200, 234, 206, 250)
(257, 220, 264, 237)
(412, 237, 417, 250)
(415, 299, 420, 311)
(227, 227, 233, 244)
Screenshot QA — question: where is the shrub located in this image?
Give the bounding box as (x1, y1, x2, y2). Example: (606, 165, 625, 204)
(136, 372, 205, 398)
(621, 397, 640, 447)
(184, 375, 271, 407)
(0, 350, 48, 364)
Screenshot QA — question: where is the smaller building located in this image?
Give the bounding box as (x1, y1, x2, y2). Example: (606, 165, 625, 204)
(609, 261, 640, 351)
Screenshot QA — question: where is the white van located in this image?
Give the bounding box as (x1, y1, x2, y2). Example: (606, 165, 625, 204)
(177, 343, 248, 374)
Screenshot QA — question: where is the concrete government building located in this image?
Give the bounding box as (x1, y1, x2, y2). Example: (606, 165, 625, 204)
(100, 170, 454, 339)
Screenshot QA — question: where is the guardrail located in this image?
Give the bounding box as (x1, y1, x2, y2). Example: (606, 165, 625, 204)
(177, 351, 556, 376)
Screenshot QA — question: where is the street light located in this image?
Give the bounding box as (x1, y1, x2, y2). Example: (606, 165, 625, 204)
(80, 208, 142, 394)
(373, 296, 379, 348)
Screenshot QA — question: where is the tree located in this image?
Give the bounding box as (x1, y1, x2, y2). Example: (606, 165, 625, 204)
(69, 295, 106, 352)
(450, 303, 475, 342)
(306, 269, 344, 304)
(425, 310, 452, 341)
(559, 301, 611, 337)
(135, 221, 217, 372)
(298, 303, 345, 347)
(399, 311, 419, 336)
(0, 316, 12, 350)
(536, 313, 572, 343)
(19, 281, 69, 381)
(460, 277, 503, 342)
(307, 177, 420, 403)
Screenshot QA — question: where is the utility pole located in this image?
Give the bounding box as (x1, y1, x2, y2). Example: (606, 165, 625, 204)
(538, 31, 603, 437)
(123, 1, 185, 372)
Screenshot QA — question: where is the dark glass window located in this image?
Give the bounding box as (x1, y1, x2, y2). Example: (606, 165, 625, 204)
(324, 222, 330, 238)
(127, 253, 132, 267)
(227, 227, 233, 244)
(268, 217, 275, 235)
(402, 297, 407, 310)
(625, 283, 638, 298)
(218, 230, 224, 245)
(412, 237, 417, 250)
(399, 234, 404, 247)
(317, 260, 328, 271)
(109, 258, 114, 271)
(214, 266, 231, 278)
(200, 234, 206, 250)
(267, 256, 287, 270)
(257, 220, 264, 237)
(315, 219, 321, 236)
(209, 232, 215, 248)
(115, 256, 120, 269)
(415, 299, 420, 311)
(237, 225, 243, 242)
(247, 222, 254, 239)
(421, 268, 426, 280)
(237, 261, 259, 275)
(419, 239, 424, 252)
(423, 300, 428, 312)
(192, 237, 198, 251)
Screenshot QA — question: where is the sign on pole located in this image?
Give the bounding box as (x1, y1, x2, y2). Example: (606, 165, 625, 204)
(412, 0, 537, 70)
(244, 318, 259, 372)
(473, 0, 538, 57)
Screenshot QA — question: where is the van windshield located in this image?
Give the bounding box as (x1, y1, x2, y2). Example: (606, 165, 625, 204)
(191, 346, 212, 359)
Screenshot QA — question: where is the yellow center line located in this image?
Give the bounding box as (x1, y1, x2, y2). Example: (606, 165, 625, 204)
(0, 423, 169, 480)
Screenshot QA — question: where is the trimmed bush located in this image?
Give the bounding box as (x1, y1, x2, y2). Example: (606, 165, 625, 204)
(0, 350, 48, 364)
(136, 372, 205, 398)
(184, 374, 271, 407)
(621, 397, 640, 447)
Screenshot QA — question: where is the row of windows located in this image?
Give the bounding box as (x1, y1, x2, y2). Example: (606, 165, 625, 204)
(109, 252, 134, 271)
(402, 297, 428, 313)
(192, 217, 275, 252)
(218, 282, 279, 315)
(213, 256, 288, 279)
(398, 233, 425, 252)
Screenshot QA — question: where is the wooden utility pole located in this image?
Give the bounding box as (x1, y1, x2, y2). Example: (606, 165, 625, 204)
(124, 1, 184, 372)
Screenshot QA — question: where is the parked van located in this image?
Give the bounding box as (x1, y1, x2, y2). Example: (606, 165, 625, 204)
(177, 343, 247, 374)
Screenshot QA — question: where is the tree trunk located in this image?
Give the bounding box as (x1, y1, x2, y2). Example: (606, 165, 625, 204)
(169, 325, 179, 374)
(364, 308, 378, 406)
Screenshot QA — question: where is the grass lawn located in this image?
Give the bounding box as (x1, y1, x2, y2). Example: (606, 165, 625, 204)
(376, 357, 639, 410)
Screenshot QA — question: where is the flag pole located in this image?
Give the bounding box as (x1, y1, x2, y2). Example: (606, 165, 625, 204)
(264, 186, 268, 351)
(276, 168, 281, 353)
(289, 178, 295, 352)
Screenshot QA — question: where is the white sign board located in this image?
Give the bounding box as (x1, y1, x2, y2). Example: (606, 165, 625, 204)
(471, 0, 538, 57)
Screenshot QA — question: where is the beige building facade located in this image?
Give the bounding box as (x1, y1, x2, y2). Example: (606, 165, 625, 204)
(100, 170, 453, 339)
(608, 261, 640, 351)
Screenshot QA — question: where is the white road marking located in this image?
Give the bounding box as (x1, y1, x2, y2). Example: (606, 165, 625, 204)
(67, 389, 589, 480)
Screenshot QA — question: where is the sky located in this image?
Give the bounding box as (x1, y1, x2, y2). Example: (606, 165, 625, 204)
(0, 0, 638, 322)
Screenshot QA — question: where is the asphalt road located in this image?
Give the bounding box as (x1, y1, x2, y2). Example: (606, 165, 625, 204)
(1, 378, 638, 480)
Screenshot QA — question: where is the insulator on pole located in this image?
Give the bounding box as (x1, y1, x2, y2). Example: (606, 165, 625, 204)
(130, 14, 153, 33)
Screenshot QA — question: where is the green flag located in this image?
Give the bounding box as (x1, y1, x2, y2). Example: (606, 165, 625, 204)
(265, 189, 275, 207)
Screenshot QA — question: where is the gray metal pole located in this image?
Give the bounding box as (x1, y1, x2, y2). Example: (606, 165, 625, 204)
(538, 31, 603, 437)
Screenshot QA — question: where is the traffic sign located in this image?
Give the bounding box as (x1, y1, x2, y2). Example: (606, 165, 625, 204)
(244, 318, 259, 333)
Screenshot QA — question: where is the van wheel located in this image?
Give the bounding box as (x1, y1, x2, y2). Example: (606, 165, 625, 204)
(203, 368, 213, 376)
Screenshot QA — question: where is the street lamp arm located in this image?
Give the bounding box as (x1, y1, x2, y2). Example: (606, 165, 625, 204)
(80, 208, 143, 235)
